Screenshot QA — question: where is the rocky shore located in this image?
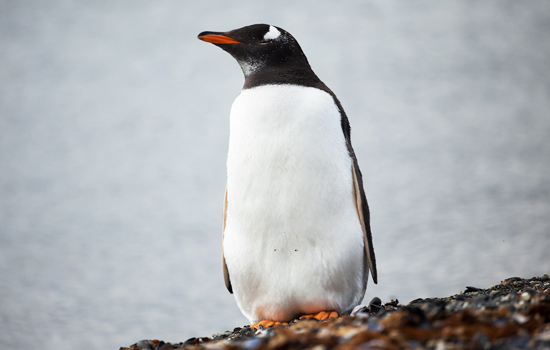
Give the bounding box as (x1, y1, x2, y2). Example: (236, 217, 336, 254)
(121, 275, 550, 350)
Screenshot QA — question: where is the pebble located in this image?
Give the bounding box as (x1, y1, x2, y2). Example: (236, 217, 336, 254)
(368, 297, 383, 314)
(537, 329, 550, 341)
(464, 286, 482, 293)
(135, 340, 156, 350)
(349, 305, 365, 316)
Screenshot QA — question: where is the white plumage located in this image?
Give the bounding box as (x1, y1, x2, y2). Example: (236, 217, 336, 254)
(223, 84, 368, 323)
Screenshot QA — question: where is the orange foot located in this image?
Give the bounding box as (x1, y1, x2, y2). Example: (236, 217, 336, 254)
(250, 320, 288, 330)
(299, 311, 339, 321)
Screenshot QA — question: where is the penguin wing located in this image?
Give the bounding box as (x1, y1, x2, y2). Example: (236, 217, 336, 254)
(222, 186, 233, 293)
(322, 84, 378, 285)
(352, 161, 378, 284)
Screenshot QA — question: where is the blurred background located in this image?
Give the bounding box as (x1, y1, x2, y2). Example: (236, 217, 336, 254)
(1, 1, 549, 349)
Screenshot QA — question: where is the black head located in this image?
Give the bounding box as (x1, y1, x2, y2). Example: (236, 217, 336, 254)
(198, 24, 321, 88)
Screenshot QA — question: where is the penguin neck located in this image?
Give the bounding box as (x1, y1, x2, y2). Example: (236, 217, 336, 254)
(242, 65, 326, 90)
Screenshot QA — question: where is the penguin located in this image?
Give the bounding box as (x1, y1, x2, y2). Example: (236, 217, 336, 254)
(198, 24, 377, 329)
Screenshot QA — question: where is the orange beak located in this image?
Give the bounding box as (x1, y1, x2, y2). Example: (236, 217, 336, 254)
(198, 34, 241, 44)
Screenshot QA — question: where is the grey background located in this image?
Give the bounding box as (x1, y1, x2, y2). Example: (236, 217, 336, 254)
(1, 1, 549, 349)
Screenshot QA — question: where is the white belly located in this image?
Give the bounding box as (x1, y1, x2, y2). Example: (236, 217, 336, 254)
(223, 84, 367, 323)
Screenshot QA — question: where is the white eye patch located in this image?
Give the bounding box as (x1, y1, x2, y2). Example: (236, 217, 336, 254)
(263, 25, 281, 40)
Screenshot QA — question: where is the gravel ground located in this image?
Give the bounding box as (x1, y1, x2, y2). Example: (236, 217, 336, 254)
(121, 275, 550, 349)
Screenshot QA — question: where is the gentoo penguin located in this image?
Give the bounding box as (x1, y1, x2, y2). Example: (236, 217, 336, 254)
(198, 24, 377, 328)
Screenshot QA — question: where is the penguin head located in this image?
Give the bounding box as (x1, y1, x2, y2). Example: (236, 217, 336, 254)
(198, 24, 310, 77)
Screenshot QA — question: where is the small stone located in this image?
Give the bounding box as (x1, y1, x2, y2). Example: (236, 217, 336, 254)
(183, 338, 197, 345)
(537, 329, 550, 341)
(255, 328, 271, 337)
(156, 343, 174, 350)
(369, 297, 383, 314)
(350, 305, 367, 316)
(512, 313, 530, 324)
(465, 286, 482, 293)
(310, 345, 329, 350)
(472, 331, 490, 346)
(135, 340, 153, 350)
(242, 338, 263, 349)
(455, 294, 468, 301)
(505, 277, 522, 282)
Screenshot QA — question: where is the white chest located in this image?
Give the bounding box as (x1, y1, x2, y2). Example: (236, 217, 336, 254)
(227, 84, 352, 207)
(223, 84, 366, 323)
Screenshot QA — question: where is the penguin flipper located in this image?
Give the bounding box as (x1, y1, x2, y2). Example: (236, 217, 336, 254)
(222, 186, 233, 293)
(352, 163, 378, 284)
